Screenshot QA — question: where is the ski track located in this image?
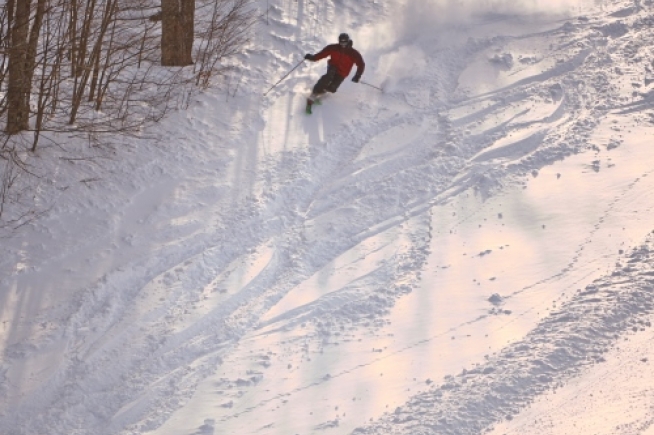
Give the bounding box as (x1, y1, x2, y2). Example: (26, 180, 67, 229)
(3, 1, 654, 434)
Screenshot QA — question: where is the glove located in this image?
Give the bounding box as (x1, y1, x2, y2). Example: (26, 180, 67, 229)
(304, 54, 315, 61)
(352, 75, 361, 83)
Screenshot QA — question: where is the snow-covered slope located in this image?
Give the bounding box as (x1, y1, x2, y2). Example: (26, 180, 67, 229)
(3, 0, 654, 434)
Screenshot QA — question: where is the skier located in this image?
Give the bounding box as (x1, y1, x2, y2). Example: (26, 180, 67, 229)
(304, 33, 365, 113)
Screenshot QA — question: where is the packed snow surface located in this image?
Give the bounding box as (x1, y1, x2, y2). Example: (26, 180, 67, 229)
(4, 0, 654, 434)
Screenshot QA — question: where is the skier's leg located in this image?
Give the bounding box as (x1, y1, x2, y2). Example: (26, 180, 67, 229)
(311, 65, 337, 98)
(326, 73, 345, 93)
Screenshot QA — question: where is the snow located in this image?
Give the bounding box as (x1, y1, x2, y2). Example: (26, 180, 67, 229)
(4, 0, 654, 434)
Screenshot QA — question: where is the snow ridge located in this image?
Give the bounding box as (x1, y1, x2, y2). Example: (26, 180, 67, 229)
(354, 234, 654, 435)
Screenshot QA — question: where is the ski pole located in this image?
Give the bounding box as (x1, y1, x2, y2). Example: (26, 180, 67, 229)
(360, 80, 383, 92)
(264, 59, 305, 96)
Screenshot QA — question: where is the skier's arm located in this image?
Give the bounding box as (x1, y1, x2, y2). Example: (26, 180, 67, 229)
(312, 46, 335, 62)
(352, 52, 365, 81)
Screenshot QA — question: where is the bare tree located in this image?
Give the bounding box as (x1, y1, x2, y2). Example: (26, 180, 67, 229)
(69, 0, 119, 124)
(194, 0, 256, 87)
(0, 0, 258, 229)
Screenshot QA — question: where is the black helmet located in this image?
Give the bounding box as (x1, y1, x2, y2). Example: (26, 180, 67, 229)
(338, 33, 350, 46)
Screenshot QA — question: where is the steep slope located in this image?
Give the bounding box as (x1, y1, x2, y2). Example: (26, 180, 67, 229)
(3, 1, 654, 435)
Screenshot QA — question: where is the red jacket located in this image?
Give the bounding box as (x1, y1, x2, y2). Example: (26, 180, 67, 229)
(312, 44, 365, 79)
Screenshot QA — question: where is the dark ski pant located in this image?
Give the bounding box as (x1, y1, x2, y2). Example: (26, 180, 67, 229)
(312, 65, 345, 95)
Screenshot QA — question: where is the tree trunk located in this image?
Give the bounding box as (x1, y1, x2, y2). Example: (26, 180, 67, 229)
(69, 0, 78, 78)
(161, 0, 194, 66)
(5, 0, 15, 48)
(6, 0, 32, 134)
(25, 0, 46, 97)
(180, 0, 194, 65)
